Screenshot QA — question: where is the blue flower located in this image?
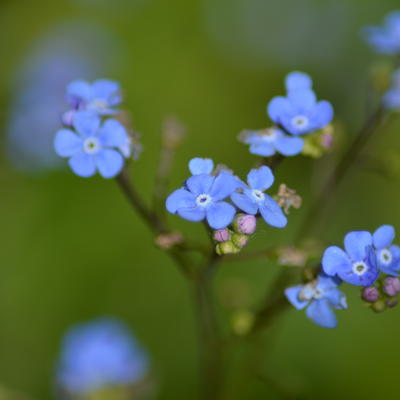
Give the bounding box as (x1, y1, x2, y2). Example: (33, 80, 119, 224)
(56, 318, 149, 395)
(285, 274, 347, 328)
(267, 72, 333, 135)
(230, 166, 287, 228)
(54, 111, 129, 178)
(166, 169, 239, 229)
(383, 69, 400, 110)
(66, 79, 122, 115)
(372, 225, 400, 276)
(322, 231, 379, 286)
(188, 157, 214, 175)
(363, 11, 400, 54)
(241, 127, 304, 157)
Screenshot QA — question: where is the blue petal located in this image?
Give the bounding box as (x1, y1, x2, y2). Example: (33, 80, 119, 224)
(177, 207, 206, 222)
(185, 174, 214, 196)
(316, 273, 341, 291)
(95, 149, 125, 178)
(373, 225, 395, 249)
(247, 166, 274, 191)
(166, 188, 196, 213)
(284, 286, 309, 310)
(285, 71, 312, 92)
(309, 101, 334, 130)
(249, 141, 276, 157)
(54, 129, 82, 157)
(209, 172, 239, 201)
(383, 89, 400, 109)
(322, 246, 351, 276)
(66, 80, 91, 101)
(306, 299, 337, 328)
(267, 96, 291, 122)
(188, 158, 214, 175)
(344, 231, 373, 260)
(91, 79, 121, 104)
(98, 119, 129, 149)
(73, 111, 101, 137)
(336, 265, 379, 287)
(323, 288, 347, 310)
(287, 89, 316, 111)
(206, 201, 236, 229)
(230, 192, 258, 214)
(274, 135, 304, 156)
(69, 153, 96, 178)
(259, 195, 287, 228)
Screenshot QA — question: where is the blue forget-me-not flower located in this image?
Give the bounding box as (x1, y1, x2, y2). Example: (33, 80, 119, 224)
(56, 318, 149, 396)
(372, 225, 400, 276)
(55, 111, 130, 178)
(285, 273, 347, 328)
(322, 231, 379, 286)
(363, 11, 400, 54)
(267, 72, 334, 136)
(230, 166, 287, 228)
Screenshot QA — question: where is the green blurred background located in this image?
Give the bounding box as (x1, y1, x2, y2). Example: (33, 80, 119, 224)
(1, 0, 400, 398)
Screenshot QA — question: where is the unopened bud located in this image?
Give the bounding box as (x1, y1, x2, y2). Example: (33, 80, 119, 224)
(61, 110, 75, 126)
(383, 277, 400, 297)
(371, 299, 386, 313)
(233, 214, 257, 235)
(362, 286, 380, 303)
(216, 241, 240, 255)
(213, 229, 231, 242)
(386, 297, 398, 308)
(231, 233, 249, 248)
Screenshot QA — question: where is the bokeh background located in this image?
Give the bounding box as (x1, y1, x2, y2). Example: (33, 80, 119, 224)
(1, 0, 400, 398)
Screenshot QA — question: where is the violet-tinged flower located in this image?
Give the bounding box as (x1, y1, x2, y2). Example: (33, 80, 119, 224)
(383, 277, 400, 296)
(188, 157, 214, 175)
(285, 274, 347, 328)
(214, 228, 231, 242)
(241, 127, 304, 157)
(56, 318, 149, 395)
(267, 72, 333, 135)
(166, 168, 239, 229)
(362, 286, 380, 303)
(54, 111, 129, 178)
(66, 79, 122, 115)
(322, 231, 379, 286)
(372, 225, 400, 276)
(230, 166, 287, 228)
(363, 11, 400, 55)
(233, 214, 257, 235)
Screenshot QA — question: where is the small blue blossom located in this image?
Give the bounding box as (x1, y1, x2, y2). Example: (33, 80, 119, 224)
(241, 127, 304, 157)
(166, 166, 239, 229)
(230, 166, 287, 228)
(188, 157, 214, 175)
(54, 111, 130, 178)
(322, 231, 379, 286)
(267, 72, 333, 135)
(363, 11, 400, 54)
(285, 274, 347, 328)
(56, 318, 149, 395)
(372, 225, 400, 276)
(66, 79, 122, 116)
(383, 69, 400, 110)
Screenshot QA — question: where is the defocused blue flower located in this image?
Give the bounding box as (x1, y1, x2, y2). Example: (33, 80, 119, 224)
(66, 79, 122, 117)
(267, 73, 333, 136)
(57, 318, 149, 395)
(322, 231, 379, 286)
(241, 127, 304, 157)
(363, 11, 400, 54)
(372, 225, 400, 276)
(166, 169, 239, 229)
(285, 273, 347, 328)
(230, 166, 287, 228)
(188, 157, 214, 175)
(383, 69, 400, 110)
(54, 111, 129, 178)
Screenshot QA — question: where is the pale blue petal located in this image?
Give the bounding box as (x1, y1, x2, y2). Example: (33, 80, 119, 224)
(284, 286, 309, 310)
(309, 100, 334, 130)
(95, 149, 124, 178)
(166, 188, 196, 213)
(274, 135, 304, 156)
(98, 119, 129, 149)
(54, 129, 82, 157)
(285, 71, 312, 92)
(322, 246, 351, 276)
(306, 299, 337, 328)
(344, 231, 373, 260)
(249, 141, 276, 157)
(259, 195, 287, 228)
(247, 166, 274, 191)
(206, 201, 236, 229)
(267, 96, 291, 122)
(73, 111, 101, 137)
(66, 80, 91, 101)
(287, 89, 316, 111)
(316, 273, 341, 291)
(189, 158, 214, 175)
(177, 207, 206, 222)
(323, 288, 347, 310)
(91, 79, 120, 103)
(185, 174, 214, 196)
(230, 192, 258, 214)
(69, 153, 96, 178)
(373, 225, 395, 249)
(209, 172, 239, 201)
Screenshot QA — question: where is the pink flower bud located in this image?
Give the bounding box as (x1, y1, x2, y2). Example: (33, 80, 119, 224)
(383, 277, 400, 297)
(234, 214, 256, 235)
(213, 229, 231, 243)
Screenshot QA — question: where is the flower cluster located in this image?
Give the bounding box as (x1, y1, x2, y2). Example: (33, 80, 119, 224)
(166, 159, 287, 234)
(54, 79, 133, 178)
(240, 72, 334, 157)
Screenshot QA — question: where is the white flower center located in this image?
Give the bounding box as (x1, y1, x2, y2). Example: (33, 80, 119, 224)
(252, 189, 265, 202)
(83, 137, 101, 155)
(299, 282, 323, 301)
(291, 115, 309, 129)
(352, 261, 368, 276)
(196, 194, 212, 207)
(313, 288, 323, 299)
(90, 98, 108, 109)
(379, 248, 393, 265)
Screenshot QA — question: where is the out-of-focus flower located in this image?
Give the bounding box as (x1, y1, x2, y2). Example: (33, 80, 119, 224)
(383, 69, 400, 110)
(275, 183, 302, 214)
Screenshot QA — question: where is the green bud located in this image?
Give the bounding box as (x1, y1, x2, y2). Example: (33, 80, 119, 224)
(231, 233, 249, 248)
(216, 241, 240, 255)
(371, 299, 386, 313)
